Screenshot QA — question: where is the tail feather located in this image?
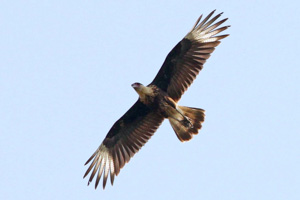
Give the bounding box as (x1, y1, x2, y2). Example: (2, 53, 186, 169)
(169, 106, 205, 142)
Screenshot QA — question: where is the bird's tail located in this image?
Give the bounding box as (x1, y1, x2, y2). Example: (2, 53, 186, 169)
(169, 106, 205, 142)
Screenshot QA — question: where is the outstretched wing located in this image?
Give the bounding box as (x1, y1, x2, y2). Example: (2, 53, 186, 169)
(83, 100, 164, 189)
(151, 10, 230, 102)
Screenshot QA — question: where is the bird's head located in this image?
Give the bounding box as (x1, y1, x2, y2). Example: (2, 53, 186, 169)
(131, 82, 154, 99)
(131, 82, 143, 91)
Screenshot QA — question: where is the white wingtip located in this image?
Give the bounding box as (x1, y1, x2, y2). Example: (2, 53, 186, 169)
(185, 10, 229, 42)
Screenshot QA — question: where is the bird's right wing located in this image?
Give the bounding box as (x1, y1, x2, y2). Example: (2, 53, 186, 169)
(83, 100, 164, 189)
(151, 10, 230, 102)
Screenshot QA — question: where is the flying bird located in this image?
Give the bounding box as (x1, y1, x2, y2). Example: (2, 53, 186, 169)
(83, 10, 230, 189)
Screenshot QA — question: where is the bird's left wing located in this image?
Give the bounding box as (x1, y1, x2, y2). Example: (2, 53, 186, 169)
(150, 10, 230, 102)
(83, 100, 164, 189)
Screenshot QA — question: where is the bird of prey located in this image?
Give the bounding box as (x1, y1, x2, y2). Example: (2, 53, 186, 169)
(83, 10, 230, 189)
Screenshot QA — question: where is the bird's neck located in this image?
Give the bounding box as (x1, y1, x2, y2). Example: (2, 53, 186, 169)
(136, 85, 157, 104)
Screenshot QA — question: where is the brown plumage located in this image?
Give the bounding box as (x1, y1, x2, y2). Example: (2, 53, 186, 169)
(169, 106, 205, 142)
(83, 10, 230, 189)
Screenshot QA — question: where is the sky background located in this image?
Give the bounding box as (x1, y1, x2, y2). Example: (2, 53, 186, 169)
(1, 0, 299, 199)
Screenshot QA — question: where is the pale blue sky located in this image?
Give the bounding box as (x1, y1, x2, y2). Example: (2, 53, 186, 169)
(1, 0, 299, 199)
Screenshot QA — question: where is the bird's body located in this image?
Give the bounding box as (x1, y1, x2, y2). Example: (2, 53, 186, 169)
(83, 10, 230, 189)
(132, 83, 177, 120)
(132, 82, 205, 140)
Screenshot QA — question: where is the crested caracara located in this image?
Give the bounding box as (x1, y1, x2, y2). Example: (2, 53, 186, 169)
(83, 10, 230, 189)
